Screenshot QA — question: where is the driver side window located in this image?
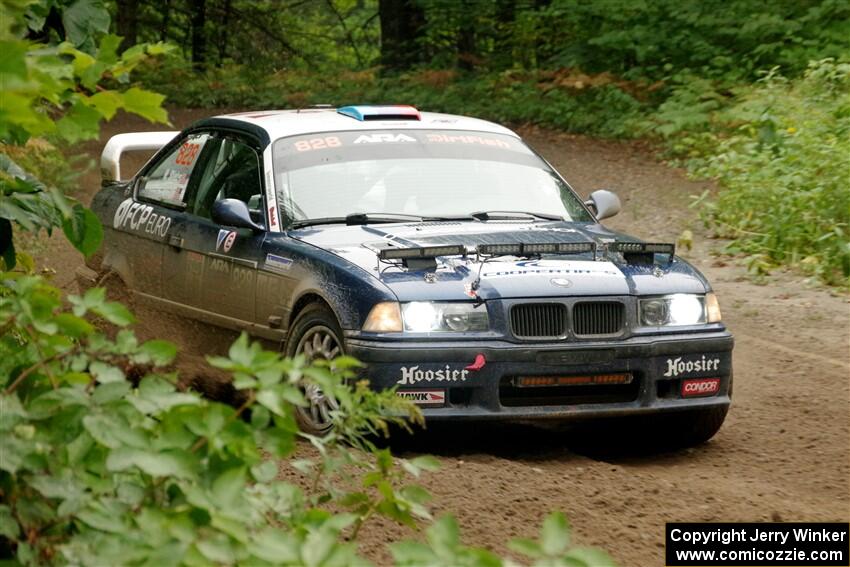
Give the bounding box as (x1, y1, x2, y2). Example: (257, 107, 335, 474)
(189, 136, 264, 225)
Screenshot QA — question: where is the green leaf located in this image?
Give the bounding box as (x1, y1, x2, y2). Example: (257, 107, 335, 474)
(62, 0, 111, 52)
(211, 466, 246, 509)
(106, 447, 197, 478)
(251, 460, 278, 483)
(61, 205, 103, 257)
(83, 414, 148, 449)
(54, 313, 94, 338)
(540, 512, 571, 556)
(89, 361, 125, 384)
(87, 91, 123, 120)
(402, 455, 441, 477)
(248, 529, 300, 563)
(0, 41, 28, 79)
(564, 547, 618, 566)
(196, 534, 236, 564)
(138, 339, 177, 366)
(256, 388, 288, 417)
(508, 537, 542, 558)
(389, 541, 436, 565)
(0, 505, 20, 540)
(121, 87, 168, 124)
(93, 299, 135, 326)
(92, 380, 131, 404)
(55, 101, 103, 143)
(426, 515, 459, 555)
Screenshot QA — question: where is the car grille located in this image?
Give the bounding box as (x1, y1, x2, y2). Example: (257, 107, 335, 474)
(573, 301, 625, 336)
(510, 303, 567, 338)
(510, 301, 625, 339)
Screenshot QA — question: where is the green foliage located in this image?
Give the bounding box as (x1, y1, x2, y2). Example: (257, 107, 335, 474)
(660, 60, 850, 287)
(0, 273, 615, 566)
(0, 0, 171, 269)
(138, 60, 648, 138)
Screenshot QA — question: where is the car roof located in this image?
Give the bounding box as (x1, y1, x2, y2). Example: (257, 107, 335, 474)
(209, 107, 520, 142)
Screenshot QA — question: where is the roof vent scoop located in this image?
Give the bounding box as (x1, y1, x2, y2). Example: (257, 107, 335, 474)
(337, 105, 421, 121)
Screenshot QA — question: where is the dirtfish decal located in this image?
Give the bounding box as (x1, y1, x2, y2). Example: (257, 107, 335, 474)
(113, 198, 171, 237)
(397, 365, 469, 386)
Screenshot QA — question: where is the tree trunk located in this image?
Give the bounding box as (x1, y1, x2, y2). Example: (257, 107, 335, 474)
(115, 0, 138, 50)
(456, 1, 476, 71)
(378, 0, 425, 71)
(190, 0, 207, 70)
(160, 0, 171, 42)
(217, 0, 231, 65)
(493, 0, 515, 69)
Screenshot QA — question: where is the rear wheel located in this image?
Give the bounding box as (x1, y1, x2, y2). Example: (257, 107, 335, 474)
(284, 303, 344, 436)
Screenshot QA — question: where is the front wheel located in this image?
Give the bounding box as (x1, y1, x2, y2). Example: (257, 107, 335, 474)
(662, 405, 729, 448)
(284, 303, 345, 436)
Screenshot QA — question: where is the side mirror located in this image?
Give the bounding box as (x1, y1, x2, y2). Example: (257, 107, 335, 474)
(211, 198, 264, 232)
(585, 189, 621, 221)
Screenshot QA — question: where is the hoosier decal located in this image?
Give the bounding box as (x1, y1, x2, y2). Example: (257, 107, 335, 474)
(396, 390, 446, 406)
(663, 355, 721, 377)
(397, 365, 469, 385)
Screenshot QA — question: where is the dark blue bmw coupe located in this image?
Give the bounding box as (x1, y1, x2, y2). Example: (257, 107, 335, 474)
(89, 105, 733, 443)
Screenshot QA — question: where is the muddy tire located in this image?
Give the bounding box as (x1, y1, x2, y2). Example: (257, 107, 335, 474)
(284, 303, 345, 436)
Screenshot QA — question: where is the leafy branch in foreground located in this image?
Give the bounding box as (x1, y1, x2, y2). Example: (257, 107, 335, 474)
(0, 273, 615, 566)
(1, 0, 173, 269)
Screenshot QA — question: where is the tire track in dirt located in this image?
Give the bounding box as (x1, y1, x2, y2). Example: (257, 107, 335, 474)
(46, 111, 849, 566)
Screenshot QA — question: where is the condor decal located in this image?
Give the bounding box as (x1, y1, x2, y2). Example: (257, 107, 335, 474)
(681, 378, 721, 397)
(396, 390, 446, 406)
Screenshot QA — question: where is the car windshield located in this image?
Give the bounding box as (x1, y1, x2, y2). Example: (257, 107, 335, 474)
(271, 130, 593, 226)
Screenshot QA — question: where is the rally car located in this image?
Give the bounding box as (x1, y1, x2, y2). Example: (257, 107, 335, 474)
(89, 104, 733, 445)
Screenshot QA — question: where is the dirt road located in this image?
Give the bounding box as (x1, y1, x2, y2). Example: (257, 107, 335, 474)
(48, 111, 849, 566)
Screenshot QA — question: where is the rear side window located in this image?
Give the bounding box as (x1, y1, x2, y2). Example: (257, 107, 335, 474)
(138, 133, 210, 207)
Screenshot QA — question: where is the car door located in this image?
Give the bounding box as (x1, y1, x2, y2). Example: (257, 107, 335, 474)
(121, 132, 211, 299)
(176, 132, 266, 325)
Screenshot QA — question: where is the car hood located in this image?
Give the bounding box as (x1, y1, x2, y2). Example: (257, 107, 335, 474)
(290, 221, 709, 301)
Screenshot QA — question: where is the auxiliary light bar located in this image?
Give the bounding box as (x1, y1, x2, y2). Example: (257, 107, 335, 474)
(609, 242, 675, 255)
(477, 241, 595, 256)
(378, 245, 467, 261)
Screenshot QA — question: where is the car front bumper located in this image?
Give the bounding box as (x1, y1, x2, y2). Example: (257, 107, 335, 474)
(345, 331, 733, 420)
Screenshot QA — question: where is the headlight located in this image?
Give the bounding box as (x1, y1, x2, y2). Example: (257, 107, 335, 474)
(362, 301, 490, 332)
(401, 301, 489, 332)
(362, 302, 403, 332)
(705, 292, 722, 323)
(639, 294, 714, 326)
